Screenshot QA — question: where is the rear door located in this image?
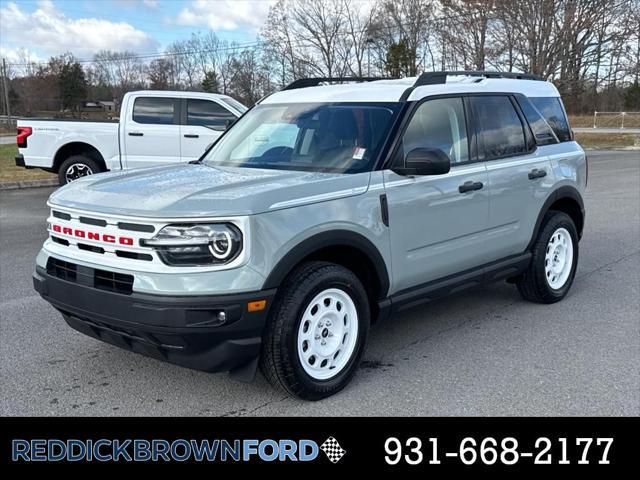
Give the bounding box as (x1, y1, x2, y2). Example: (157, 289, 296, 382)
(180, 98, 238, 162)
(471, 95, 554, 260)
(122, 96, 181, 168)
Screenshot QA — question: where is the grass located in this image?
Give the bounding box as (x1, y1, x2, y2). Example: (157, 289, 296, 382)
(569, 114, 640, 128)
(0, 144, 56, 182)
(573, 132, 639, 149)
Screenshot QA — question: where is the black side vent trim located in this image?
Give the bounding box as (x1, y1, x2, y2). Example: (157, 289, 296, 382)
(380, 194, 389, 227)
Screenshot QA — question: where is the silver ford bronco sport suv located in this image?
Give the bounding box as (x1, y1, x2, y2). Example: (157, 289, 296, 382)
(34, 71, 586, 400)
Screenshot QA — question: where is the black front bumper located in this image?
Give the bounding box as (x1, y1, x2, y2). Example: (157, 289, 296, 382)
(33, 265, 275, 373)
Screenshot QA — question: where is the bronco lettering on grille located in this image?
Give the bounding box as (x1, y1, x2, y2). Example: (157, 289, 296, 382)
(52, 224, 134, 246)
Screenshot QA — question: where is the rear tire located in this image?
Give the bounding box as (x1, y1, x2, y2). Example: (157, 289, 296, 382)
(260, 261, 370, 400)
(517, 211, 579, 303)
(58, 155, 103, 185)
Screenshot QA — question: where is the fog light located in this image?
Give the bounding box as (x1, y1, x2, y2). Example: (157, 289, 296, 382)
(217, 311, 227, 323)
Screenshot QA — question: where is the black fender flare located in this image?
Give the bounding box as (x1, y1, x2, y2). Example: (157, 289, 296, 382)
(262, 229, 390, 297)
(527, 185, 585, 251)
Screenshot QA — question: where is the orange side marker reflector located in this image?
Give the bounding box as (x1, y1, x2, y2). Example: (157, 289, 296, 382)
(247, 300, 267, 312)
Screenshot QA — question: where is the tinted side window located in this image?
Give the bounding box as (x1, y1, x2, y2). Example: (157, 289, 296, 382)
(472, 96, 527, 159)
(187, 99, 236, 129)
(529, 97, 572, 142)
(132, 97, 176, 125)
(400, 97, 469, 164)
(517, 96, 558, 146)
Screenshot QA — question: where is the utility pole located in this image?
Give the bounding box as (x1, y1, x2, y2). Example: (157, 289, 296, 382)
(1, 58, 12, 126)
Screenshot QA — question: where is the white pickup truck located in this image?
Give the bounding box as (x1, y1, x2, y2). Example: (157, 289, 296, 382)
(15, 90, 247, 184)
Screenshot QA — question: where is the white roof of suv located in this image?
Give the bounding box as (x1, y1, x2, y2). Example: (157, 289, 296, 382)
(263, 76, 560, 104)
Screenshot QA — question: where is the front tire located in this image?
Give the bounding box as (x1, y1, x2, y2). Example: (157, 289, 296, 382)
(58, 155, 103, 185)
(260, 261, 370, 400)
(517, 211, 579, 303)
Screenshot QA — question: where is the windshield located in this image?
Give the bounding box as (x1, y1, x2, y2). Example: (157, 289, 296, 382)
(204, 102, 402, 173)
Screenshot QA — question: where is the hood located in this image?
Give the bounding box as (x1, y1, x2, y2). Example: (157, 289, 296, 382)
(49, 164, 370, 218)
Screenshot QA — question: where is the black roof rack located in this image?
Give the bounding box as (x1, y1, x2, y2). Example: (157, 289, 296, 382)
(282, 77, 394, 91)
(413, 70, 541, 87)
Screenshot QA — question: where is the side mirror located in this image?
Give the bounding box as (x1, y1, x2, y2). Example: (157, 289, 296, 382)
(392, 147, 451, 176)
(206, 119, 236, 132)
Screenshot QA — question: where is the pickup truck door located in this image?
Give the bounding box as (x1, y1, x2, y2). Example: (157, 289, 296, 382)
(383, 96, 491, 293)
(180, 98, 238, 162)
(122, 96, 181, 168)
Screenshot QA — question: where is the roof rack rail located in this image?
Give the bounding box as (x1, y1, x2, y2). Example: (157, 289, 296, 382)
(282, 77, 394, 91)
(413, 70, 542, 87)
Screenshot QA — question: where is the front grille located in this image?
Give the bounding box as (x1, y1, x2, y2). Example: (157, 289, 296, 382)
(94, 268, 134, 295)
(46, 258, 134, 295)
(47, 258, 76, 281)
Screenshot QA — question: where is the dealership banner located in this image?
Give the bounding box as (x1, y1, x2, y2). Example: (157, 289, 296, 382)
(1, 417, 636, 472)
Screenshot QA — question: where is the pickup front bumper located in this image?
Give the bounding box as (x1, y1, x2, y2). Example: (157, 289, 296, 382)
(33, 262, 276, 374)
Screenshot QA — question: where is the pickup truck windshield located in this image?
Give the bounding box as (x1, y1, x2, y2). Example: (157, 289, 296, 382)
(204, 102, 402, 173)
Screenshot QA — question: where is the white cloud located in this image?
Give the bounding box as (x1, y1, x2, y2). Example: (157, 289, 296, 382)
(0, 1, 159, 59)
(174, 0, 275, 32)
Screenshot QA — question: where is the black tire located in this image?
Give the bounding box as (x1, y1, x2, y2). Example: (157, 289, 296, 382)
(57, 155, 103, 185)
(517, 211, 579, 304)
(260, 261, 370, 400)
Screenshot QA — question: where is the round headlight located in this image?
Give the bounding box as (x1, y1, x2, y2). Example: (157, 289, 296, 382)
(143, 223, 243, 266)
(209, 230, 233, 259)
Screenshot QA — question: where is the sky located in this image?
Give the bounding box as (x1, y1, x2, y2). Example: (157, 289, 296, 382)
(0, 0, 277, 65)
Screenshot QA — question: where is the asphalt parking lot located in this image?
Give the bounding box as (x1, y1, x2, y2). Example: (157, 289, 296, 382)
(1, 150, 638, 416)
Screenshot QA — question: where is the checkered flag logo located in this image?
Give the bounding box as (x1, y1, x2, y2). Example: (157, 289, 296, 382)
(320, 436, 346, 463)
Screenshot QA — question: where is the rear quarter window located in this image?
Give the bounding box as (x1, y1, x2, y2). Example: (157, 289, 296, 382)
(516, 96, 559, 146)
(529, 97, 572, 142)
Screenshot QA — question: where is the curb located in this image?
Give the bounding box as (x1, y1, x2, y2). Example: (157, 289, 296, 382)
(0, 178, 58, 190)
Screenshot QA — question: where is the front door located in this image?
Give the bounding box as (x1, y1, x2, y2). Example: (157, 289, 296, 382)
(383, 96, 490, 293)
(180, 98, 238, 162)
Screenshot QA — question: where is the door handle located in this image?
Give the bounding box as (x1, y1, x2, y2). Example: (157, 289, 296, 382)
(458, 181, 484, 193)
(128, 132, 143, 137)
(528, 168, 547, 180)
(183, 134, 200, 138)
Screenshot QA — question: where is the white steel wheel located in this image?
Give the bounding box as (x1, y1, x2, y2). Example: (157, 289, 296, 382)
(297, 288, 359, 381)
(544, 227, 574, 289)
(65, 163, 93, 182)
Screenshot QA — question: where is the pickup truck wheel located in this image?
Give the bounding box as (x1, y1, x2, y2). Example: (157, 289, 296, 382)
(260, 261, 370, 400)
(58, 155, 102, 185)
(517, 211, 579, 304)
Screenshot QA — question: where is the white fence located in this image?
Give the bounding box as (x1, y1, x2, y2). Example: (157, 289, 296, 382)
(592, 111, 640, 129)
